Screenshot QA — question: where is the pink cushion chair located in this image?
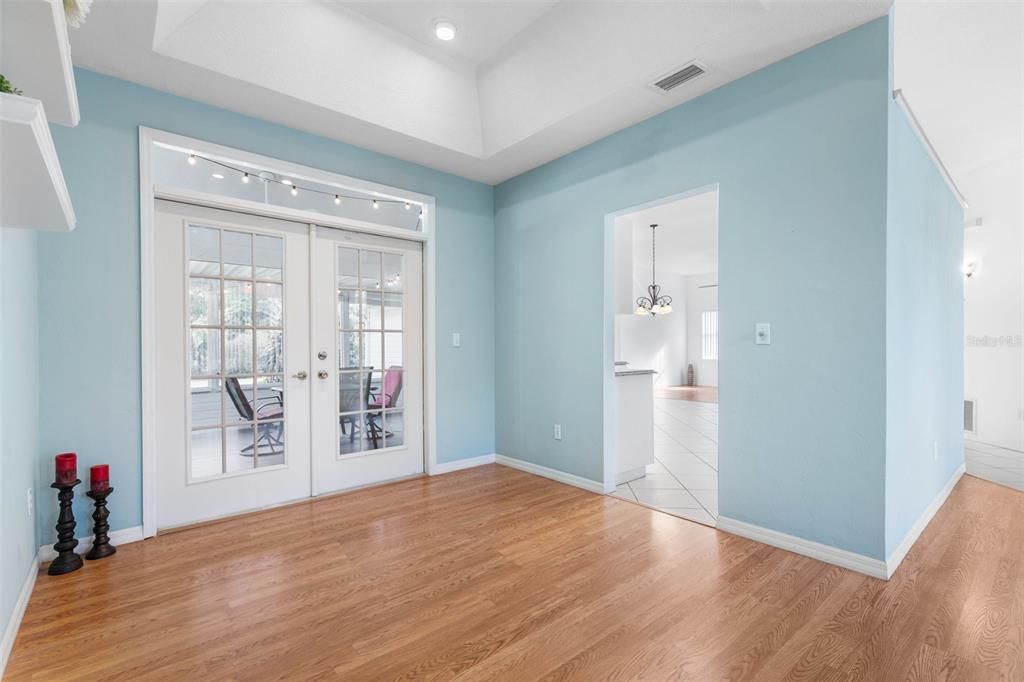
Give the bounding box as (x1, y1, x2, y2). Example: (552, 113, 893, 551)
(368, 367, 403, 410)
(366, 367, 403, 447)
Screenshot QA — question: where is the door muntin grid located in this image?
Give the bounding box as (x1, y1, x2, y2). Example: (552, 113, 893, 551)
(186, 224, 287, 482)
(336, 246, 406, 458)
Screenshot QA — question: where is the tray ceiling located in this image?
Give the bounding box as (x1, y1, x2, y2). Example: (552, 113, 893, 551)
(69, 0, 890, 184)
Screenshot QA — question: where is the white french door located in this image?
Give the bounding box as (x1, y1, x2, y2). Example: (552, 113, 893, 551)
(154, 200, 312, 528)
(152, 200, 424, 530)
(311, 227, 424, 494)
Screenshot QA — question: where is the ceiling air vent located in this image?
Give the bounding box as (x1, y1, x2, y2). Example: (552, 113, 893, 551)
(653, 62, 706, 92)
(964, 399, 977, 434)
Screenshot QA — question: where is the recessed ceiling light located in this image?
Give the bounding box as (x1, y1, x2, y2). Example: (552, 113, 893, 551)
(434, 20, 456, 41)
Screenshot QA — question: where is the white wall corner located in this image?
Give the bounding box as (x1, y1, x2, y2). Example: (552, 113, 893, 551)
(885, 463, 965, 579)
(1, 559, 38, 678)
(428, 454, 496, 475)
(37, 525, 145, 564)
(495, 455, 614, 494)
(716, 516, 888, 580)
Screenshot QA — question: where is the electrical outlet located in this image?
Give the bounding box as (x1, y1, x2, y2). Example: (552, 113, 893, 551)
(26, 487, 33, 518)
(755, 323, 771, 345)
(452, 332, 461, 348)
(554, 424, 562, 440)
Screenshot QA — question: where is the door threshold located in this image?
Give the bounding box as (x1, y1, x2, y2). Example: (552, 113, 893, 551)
(313, 471, 426, 500)
(158, 472, 427, 536)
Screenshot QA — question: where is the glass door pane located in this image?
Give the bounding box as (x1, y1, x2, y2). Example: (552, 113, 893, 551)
(187, 224, 287, 480)
(335, 245, 405, 458)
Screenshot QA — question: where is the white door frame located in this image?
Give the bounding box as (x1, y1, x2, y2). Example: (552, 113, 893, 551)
(600, 183, 719, 492)
(139, 127, 439, 538)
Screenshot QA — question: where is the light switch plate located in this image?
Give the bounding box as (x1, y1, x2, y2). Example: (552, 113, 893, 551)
(554, 424, 562, 440)
(452, 332, 461, 348)
(755, 323, 771, 345)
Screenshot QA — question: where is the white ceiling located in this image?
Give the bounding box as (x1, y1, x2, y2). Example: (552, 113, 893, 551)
(893, 0, 1023, 215)
(68, 0, 890, 184)
(340, 2, 558, 67)
(622, 190, 719, 278)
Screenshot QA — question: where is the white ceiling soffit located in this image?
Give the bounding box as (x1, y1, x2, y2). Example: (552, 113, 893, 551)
(69, 1, 889, 184)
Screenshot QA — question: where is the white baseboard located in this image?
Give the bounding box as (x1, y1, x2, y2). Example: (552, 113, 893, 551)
(884, 463, 965, 579)
(37, 525, 145, 564)
(716, 516, 888, 579)
(965, 439, 1024, 457)
(495, 455, 612, 494)
(429, 454, 496, 475)
(616, 466, 646, 486)
(1, 559, 37, 678)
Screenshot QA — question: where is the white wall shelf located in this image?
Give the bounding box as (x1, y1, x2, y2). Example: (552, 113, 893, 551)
(0, 0, 79, 127)
(1, 93, 76, 232)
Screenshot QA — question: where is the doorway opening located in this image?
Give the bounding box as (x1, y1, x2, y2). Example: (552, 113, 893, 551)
(608, 187, 719, 526)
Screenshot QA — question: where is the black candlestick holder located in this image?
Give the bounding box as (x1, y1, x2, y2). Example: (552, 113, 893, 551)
(85, 487, 116, 560)
(48, 479, 84, 575)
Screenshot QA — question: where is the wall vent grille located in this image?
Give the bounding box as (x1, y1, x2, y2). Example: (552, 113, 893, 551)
(653, 63, 706, 92)
(964, 399, 977, 434)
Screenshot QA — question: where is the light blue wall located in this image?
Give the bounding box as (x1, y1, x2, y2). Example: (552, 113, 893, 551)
(884, 102, 965, 557)
(495, 19, 891, 557)
(1, 227, 40, 649)
(42, 69, 495, 536)
(23, 15, 961, 569)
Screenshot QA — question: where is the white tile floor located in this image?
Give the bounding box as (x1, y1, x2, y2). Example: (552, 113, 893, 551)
(610, 397, 719, 526)
(966, 441, 1024, 493)
(612, 409, 1024, 526)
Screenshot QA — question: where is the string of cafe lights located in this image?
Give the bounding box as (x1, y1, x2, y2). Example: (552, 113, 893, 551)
(187, 151, 422, 215)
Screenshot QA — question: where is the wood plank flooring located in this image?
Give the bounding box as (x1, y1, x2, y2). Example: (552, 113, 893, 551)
(7, 465, 1023, 680)
(655, 385, 719, 404)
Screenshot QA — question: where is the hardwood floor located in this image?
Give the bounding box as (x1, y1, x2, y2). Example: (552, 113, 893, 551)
(655, 385, 719, 403)
(8, 466, 1023, 680)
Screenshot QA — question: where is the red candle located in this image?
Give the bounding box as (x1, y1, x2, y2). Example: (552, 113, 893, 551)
(90, 464, 110, 492)
(55, 452, 77, 485)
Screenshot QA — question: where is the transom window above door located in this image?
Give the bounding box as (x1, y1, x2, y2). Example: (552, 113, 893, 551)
(336, 246, 406, 457)
(151, 142, 424, 232)
(187, 224, 287, 480)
